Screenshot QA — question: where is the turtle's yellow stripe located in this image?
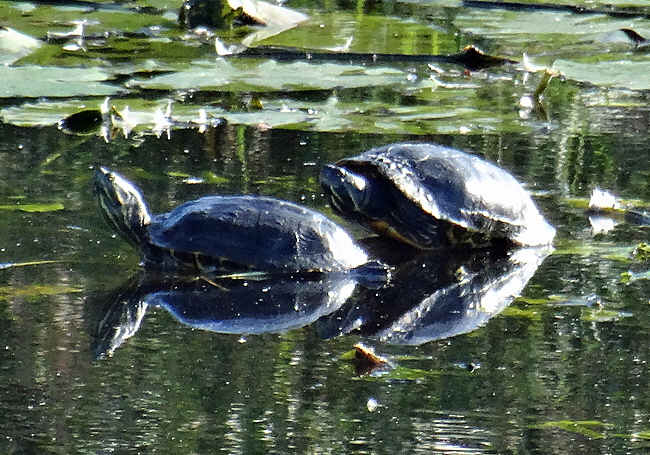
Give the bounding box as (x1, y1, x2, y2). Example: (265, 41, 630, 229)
(369, 221, 422, 248)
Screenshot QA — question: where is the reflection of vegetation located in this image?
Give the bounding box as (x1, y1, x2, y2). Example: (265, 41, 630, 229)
(536, 420, 610, 439)
(0, 283, 80, 300)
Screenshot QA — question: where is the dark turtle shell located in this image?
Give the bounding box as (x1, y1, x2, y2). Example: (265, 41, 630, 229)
(93, 167, 387, 280)
(320, 142, 556, 249)
(147, 195, 371, 273)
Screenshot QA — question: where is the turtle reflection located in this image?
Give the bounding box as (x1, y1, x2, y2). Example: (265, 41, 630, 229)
(88, 245, 551, 358)
(318, 243, 552, 345)
(87, 272, 358, 359)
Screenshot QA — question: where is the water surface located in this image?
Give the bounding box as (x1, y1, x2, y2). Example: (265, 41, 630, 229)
(2, 0, 650, 453)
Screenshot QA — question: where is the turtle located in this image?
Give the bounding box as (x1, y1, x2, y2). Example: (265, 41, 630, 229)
(319, 142, 556, 250)
(93, 167, 389, 281)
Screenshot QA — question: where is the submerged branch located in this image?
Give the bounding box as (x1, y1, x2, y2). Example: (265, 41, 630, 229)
(230, 45, 518, 71)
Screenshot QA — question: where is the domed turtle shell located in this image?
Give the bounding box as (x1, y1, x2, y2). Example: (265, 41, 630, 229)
(147, 195, 372, 273)
(320, 142, 555, 249)
(93, 167, 385, 279)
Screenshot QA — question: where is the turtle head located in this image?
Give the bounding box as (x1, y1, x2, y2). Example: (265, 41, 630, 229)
(93, 167, 152, 248)
(320, 164, 387, 224)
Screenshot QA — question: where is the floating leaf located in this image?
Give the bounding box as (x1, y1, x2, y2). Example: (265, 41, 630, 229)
(229, 0, 307, 28)
(133, 59, 405, 92)
(0, 26, 42, 64)
(552, 60, 650, 91)
(0, 66, 121, 99)
(0, 203, 64, 213)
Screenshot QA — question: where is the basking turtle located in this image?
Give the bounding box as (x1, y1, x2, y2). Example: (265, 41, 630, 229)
(93, 167, 388, 280)
(320, 142, 555, 249)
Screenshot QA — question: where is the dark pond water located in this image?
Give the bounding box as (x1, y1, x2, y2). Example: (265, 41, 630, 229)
(3, 0, 650, 453)
(3, 120, 650, 454)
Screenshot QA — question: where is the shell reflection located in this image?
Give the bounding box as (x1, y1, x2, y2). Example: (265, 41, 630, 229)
(87, 246, 551, 358)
